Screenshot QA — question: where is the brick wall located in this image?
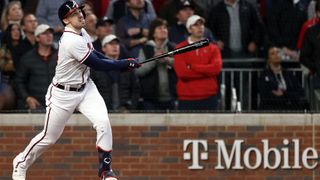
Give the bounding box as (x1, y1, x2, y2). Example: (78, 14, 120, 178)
(0, 114, 319, 180)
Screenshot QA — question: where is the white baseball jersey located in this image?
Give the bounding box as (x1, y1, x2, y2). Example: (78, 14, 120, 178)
(53, 27, 93, 85)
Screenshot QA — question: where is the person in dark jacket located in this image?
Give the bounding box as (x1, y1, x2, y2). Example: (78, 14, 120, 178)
(207, 0, 263, 58)
(300, 2, 320, 110)
(136, 18, 177, 110)
(91, 34, 140, 112)
(15, 24, 57, 110)
(266, 0, 307, 60)
(168, 0, 214, 45)
(259, 46, 308, 110)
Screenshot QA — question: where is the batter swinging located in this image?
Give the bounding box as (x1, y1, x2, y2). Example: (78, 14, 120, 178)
(12, 1, 140, 180)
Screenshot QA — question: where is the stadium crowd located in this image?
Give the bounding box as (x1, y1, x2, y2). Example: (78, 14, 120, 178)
(0, 0, 318, 112)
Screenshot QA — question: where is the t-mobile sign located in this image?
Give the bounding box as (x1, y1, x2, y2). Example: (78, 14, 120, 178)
(183, 139, 318, 170)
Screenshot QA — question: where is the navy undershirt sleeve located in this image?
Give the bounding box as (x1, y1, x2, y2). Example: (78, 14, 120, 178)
(83, 51, 128, 71)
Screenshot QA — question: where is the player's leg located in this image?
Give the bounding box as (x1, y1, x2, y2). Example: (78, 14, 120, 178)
(77, 79, 117, 180)
(12, 85, 78, 180)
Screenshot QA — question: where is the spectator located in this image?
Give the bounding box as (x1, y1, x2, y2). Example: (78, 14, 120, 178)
(158, 0, 204, 26)
(297, 0, 320, 50)
(0, 24, 22, 110)
(300, 4, 320, 110)
(93, 16, 129, 58)
(174, 15, 222, 110)
(266, 0, 307, 60)
(85, 13, 98, 42)
(80, 1, 95, 15)
(93, 16, 114, 52)
(150, 0, 166, 14)
(15, 24, 57, 110)
(91, 34, 140, 111)
(36, 0, 83, 41)
(116, 0, 155, 58)
(0, 23, 24, 71)
(106, 0, 156, 23)
(168, 0, 214, 45)
(20, 13, 38, 55)
(136, 18, 177, 110)
(208, 0, 263, 58)
(0, 1, 23, 31)
(259, 46, 308, 110)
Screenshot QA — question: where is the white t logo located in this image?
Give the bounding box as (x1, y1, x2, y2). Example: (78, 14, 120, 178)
(183, 140, 208, 169)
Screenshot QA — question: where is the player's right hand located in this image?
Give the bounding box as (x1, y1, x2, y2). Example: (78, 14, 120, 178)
(125, 58, 141, 70)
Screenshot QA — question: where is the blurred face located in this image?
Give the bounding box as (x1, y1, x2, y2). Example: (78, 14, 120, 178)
(8, 3, 23, 21)
(96, 23, 113, 39)
(153, 25, 168, 41)
(268, 47, 281, 64)
(82, 3, 94, 15)
(64, 8, 86, 29)
(85, 13, 97, 33)
(127, 0, 145, 10)
(11, 24, 21, 41)
(102, 40, 120, 58)
(188, 20, 205, 38)
(176, 7, 194, 23)
(22, 14, 38, 34)
(36, 30, 53, 46)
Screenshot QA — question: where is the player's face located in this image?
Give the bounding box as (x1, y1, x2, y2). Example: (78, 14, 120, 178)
(189, 20, 205, 39)
(153, 25, 168, 41)
(65, 8, 86, 29)
(102, 40, 120, 59)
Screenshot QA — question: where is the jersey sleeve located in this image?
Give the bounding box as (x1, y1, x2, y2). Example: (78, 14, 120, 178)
(67, 36, 93, 64)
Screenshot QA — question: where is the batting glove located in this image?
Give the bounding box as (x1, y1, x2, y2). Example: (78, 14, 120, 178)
(125, 58, 141, 70)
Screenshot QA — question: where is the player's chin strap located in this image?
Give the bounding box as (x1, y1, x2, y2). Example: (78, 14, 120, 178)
(97, 147, 112, 177)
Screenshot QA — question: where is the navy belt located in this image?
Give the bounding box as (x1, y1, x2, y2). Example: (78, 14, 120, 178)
(56, 83, 86, 92)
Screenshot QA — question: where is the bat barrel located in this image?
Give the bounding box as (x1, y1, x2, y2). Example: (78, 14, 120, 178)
(139, 39, 209, 64)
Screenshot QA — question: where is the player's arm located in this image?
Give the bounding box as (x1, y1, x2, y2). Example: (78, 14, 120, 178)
(82, 51, 140, 71)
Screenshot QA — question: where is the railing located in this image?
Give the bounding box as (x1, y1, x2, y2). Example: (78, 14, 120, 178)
(220, 68, 304, 111)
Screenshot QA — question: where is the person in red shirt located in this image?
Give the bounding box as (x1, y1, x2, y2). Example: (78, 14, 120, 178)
(174, 15, 222, 111)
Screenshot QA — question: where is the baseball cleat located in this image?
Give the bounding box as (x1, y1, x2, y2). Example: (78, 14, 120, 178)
(12, 155, 26, 180)
(101, 170, 118, 180)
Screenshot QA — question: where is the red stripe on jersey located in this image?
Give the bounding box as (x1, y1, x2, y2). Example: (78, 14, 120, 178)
(15, 85, 54, 168)
(80, 43, 93, 64)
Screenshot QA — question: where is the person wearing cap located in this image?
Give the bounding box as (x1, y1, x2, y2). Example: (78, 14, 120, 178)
(158, 0, 204, 26)
(15, 24, 57, 110)
(174, 15, 222, 110)
(168, 0, 215, 45)
(12, 1, 140, 180)
(136, 18, 177, 110)
(93, 17, 129, 59)
(93, 16, 115, 52)
(91, 34, 140, 111)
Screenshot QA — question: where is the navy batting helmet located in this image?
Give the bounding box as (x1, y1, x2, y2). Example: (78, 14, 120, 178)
(58, 0, 85, 26)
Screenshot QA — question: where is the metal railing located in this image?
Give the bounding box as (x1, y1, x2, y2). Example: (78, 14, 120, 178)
(220, 58, 304, 111)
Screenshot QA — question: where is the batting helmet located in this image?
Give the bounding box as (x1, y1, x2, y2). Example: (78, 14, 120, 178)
(58, 0, 85, 26)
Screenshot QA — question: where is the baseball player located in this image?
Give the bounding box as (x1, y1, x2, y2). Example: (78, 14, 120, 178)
(12, 1, 140, 180)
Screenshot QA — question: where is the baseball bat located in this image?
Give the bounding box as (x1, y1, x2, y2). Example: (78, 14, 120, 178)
(139, 39, 209, 64)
